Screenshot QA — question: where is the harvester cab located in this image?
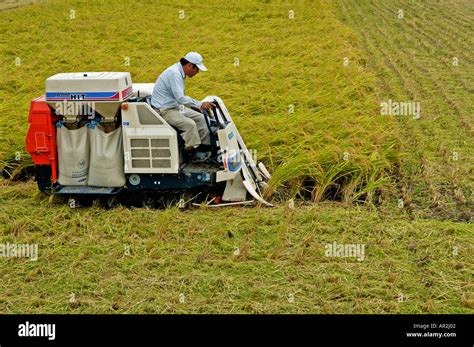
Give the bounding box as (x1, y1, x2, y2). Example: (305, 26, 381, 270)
(25, 72, 272, 207)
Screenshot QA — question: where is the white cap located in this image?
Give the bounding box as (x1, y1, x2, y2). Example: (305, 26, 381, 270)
(183, 52, 207, 71)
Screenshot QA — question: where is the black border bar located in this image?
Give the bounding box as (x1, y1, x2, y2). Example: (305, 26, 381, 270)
(0, 314, 472, 345)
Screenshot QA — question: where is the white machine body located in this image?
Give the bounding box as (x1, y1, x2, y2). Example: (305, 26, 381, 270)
(121, 102, 180, 174)
(45, 73, 272, 205)
(45, 72, 133, 121)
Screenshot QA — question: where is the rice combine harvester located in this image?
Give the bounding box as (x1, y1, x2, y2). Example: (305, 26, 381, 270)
(25, 72, 272, 207)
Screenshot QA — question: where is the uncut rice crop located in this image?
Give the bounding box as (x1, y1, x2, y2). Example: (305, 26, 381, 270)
(0, 0, 400, 202)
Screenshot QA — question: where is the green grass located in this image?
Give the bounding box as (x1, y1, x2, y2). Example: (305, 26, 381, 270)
(0, 0, 472, 314)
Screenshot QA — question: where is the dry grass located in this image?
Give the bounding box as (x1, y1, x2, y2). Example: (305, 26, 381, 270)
(1, 180, 472, 313)
(0, 0, 44, 12)
(0, 0, 472, 314)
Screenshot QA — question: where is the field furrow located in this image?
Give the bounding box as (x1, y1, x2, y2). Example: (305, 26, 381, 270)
(369, 0, 472, 212)
(395, 0, 474, 80)
(375, 0, 472, 135)
(338, 1, 441, 209)
(412, 0, 474, 37)
(335, 0, 473, 219)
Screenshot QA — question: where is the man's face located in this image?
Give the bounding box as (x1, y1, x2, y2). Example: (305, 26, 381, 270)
(184, 63, 199, 78)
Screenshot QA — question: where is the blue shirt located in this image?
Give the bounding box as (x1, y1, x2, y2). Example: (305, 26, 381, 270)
(151, 62, 202, 110)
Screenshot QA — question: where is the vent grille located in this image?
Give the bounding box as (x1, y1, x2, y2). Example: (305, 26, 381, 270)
(130, 138, 171, 169)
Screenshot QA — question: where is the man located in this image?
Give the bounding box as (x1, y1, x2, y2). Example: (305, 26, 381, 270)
(151, 52, 215, 161)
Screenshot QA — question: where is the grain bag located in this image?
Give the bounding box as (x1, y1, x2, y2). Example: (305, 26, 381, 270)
(88, 126, 125, 187)
(57, 125, 89, 185)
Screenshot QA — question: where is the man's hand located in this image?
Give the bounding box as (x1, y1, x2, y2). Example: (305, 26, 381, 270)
(200, 101, 215, 111)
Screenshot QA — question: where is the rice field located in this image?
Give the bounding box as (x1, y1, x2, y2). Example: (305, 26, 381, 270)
(1, 179, 472, 313)
(0, 0, 472, 313)
(0, 0, 399, 202)
(336, 0, 473, 221)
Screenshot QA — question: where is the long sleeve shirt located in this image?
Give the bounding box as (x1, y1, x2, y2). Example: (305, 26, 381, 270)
(151, 62, 202, 110)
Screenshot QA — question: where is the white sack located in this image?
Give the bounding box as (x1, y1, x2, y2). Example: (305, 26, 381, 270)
(57, 125, 89, 186)
(88, 127, 125, 187)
